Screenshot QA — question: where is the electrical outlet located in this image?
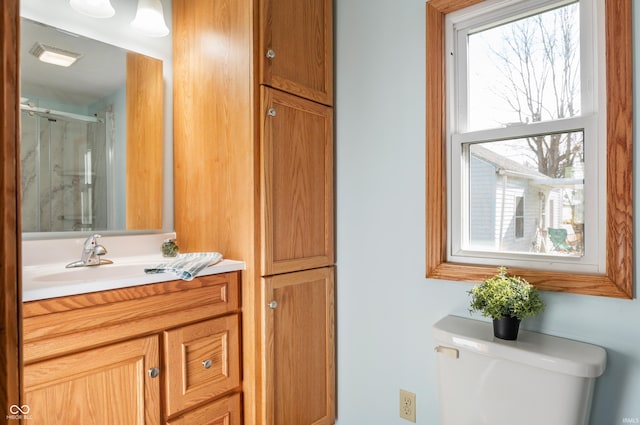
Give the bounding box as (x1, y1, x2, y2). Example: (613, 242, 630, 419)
(399, 389, 416, 422)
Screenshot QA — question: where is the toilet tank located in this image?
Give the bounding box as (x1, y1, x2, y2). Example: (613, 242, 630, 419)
(433, 316, 606, 425)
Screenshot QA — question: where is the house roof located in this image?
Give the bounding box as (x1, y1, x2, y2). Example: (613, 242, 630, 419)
(470, 144, 546, 179)
(470, 145, 583, 188)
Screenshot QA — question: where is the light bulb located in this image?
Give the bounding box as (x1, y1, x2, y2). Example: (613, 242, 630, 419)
(69, 0, 115, 18)
(131, 0, 170, 37)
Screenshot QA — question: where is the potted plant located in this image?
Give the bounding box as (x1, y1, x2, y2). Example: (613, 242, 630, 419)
(468, 267, 545, 340)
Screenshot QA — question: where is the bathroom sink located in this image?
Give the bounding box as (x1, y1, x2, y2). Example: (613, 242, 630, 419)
(22, 256, 166, 302)
(31, 263, 149, 283)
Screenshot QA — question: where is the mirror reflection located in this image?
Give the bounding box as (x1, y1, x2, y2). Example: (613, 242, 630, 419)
(20, 17, 164, 233)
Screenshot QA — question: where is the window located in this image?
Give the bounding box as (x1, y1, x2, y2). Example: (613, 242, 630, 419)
(448, 0, 595, 272)
(514, 196, 524, 240)
(426, 0, 633, 298)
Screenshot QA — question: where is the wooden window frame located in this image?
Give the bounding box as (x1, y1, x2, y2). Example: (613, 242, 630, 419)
(426, 0, 633, 298)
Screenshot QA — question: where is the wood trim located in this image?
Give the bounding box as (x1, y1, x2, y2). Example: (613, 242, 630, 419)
(0, 0, 22, 415)
(428, 0, 484, 14)
(426, 3, 447, 277)
(425, 0, 634, 298)
(603, 0, 634, 298)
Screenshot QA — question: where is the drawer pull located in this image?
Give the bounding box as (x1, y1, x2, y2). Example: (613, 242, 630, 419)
(202, 359, 213, 369)
(268, 300, 278, 309)
(266, 49, 276, 59)
(148, 367, 160, 378)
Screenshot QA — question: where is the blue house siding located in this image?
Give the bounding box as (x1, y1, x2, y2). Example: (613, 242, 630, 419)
(469, 155, 540, 253)
(469, 156, 496, 248)
(496, 179, 540, 252)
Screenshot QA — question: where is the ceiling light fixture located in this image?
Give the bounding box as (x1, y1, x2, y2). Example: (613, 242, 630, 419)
(131, 0, 170, 38)
(69, 0, 115, 19)
(29, 42, 83, 67)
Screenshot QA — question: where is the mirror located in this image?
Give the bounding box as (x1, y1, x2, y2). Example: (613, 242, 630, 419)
(20, 15, 165, 235)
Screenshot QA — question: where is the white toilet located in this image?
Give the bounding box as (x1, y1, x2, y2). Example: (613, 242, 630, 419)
(433, 315, 606, 425)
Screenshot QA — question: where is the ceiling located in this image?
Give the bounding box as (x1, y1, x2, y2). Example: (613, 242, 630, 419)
(21, 17, 127, 106)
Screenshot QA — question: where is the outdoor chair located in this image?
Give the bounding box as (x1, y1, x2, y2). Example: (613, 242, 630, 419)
(548, 227, 573, 252)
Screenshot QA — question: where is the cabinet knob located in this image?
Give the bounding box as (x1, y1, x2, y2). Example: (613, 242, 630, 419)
(148, 367, 160, 378)
(266, 49, 276, 59)
(267, 108, 277, 117)
(268, 300, 278, 309)
(202, 359, 213, 369)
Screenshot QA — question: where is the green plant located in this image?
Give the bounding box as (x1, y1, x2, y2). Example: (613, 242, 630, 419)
(468, 267, 545, 320)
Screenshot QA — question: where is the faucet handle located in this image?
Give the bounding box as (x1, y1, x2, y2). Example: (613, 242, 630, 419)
(68, 234, 112, 268)
(84, 233, 102, 247)
(94, 245, 107, 256)
(89, 234, 109, 257)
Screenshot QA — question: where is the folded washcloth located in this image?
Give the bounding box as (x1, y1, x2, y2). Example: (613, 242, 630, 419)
(144, 252, 223, 281)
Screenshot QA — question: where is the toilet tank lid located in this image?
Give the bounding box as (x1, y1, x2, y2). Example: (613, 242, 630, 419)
(433, 316, 606, 378)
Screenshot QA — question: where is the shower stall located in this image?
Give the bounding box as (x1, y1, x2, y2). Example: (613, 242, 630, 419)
(20, 105, 114, 233)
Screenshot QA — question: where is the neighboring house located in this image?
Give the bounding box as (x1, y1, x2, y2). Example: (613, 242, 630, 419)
(468, 145, 579, 254)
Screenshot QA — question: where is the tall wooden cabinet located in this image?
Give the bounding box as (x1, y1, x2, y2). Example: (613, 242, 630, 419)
(173, 0, 335, 424)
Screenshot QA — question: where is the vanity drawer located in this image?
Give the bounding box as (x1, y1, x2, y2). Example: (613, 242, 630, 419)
(166, 393, 242, 425)
(164, 314, 241, 417)
(23, 272, 240, 363)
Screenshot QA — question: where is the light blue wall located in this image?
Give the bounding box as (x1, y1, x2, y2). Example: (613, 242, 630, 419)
(335, 1, 640, 424)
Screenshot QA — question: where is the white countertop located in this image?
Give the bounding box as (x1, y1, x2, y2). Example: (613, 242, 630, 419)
(23, 257, 246, 302)
(22, 233, 246, 302)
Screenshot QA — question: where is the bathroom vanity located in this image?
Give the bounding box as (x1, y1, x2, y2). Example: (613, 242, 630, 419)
(21, 234, 245, 424)
(23, 271, 242, 424)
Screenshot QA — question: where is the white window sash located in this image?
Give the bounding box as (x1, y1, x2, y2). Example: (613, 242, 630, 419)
(445, 0, 605, 274)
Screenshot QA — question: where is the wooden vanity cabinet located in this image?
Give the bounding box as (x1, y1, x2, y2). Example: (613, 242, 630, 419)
(24, 335, 161, 425)
(22, 272, 242, 425)
(259, 0, 333, 105)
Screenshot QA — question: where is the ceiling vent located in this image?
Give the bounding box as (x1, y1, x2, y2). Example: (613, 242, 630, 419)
(29, 42, 82, 67)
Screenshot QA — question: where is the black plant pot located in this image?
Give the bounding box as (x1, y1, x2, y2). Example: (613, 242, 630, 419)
(493, 316, 521, 340)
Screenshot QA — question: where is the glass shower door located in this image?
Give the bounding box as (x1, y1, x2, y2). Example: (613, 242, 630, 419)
(20, 110, 110, 232)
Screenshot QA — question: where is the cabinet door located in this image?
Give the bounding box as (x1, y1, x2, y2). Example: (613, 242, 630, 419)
(264, 267, 335, 425)
(164, 315, 241, 417)
(260, 0, 333, 105)
(24, 335, 161, 425)
(261, 87, 334, 275)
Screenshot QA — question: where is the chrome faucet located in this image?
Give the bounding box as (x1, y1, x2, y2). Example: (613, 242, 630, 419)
(66, 234, 113, 268)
